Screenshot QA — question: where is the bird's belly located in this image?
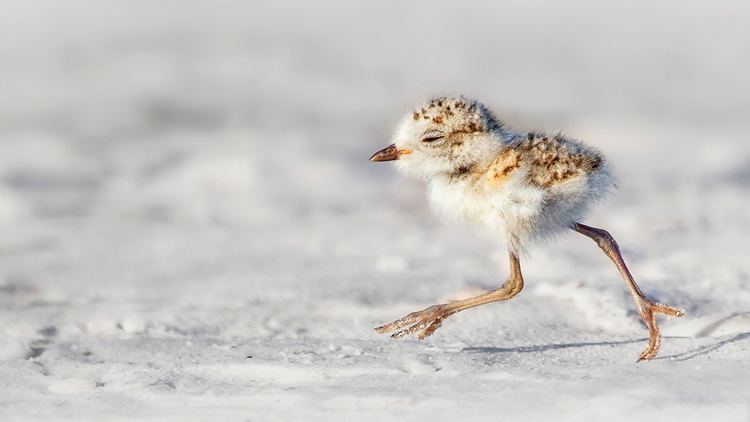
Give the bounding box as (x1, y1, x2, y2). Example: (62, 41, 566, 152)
(427, 178, 545, 241)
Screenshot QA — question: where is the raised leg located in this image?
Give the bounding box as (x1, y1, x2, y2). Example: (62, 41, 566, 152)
(376, 252, 524, 339)
(571, 222, 684, 361)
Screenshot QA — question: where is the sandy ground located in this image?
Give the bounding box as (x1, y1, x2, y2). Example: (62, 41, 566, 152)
(1, 1, 750, 420)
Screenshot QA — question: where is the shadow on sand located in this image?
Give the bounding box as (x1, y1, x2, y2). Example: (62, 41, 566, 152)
(657, 331, 750, 362)
(463, 331, 750, 362)
(463, 338, 644, 354)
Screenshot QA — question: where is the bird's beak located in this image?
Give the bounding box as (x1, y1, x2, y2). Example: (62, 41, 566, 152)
(369, 144, 412, 162)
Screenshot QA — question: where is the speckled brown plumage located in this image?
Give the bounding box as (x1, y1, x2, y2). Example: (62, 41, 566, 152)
(411, 97, 501, 135)
(516, 132, 604, 187)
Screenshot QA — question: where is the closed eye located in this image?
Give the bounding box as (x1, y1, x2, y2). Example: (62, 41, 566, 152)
(421, 135, 444, 143)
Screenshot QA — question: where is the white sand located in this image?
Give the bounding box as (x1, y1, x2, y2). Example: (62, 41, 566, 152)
(1, 0, 749, 420)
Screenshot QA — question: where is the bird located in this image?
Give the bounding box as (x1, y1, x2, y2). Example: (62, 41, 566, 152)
(369, 96, 684, 361)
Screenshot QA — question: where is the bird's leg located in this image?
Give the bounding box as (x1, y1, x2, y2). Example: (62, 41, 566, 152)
(571, 222, 685, 361)
(376, 252, 525, 340)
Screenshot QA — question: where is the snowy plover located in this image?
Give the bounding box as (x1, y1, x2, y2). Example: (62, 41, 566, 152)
(370, 96, 684, 361)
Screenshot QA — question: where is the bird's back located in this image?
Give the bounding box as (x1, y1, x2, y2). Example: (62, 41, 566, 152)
(514, 132, 607, 189)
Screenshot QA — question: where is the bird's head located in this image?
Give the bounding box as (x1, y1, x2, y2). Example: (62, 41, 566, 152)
(370, 96, 504, 180)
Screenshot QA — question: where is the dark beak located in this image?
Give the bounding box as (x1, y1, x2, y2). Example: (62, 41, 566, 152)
(369, 144, 412, 162)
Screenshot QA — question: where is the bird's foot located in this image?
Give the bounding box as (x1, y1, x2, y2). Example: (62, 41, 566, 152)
(636, 299, 685, 362)
(375, 304, 456, 340)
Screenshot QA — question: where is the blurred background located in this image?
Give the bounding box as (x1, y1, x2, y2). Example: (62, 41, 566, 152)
(1, 0, 749, 420)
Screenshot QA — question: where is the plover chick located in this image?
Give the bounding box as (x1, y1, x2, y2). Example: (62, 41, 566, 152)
(369, 96, 684, 361)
